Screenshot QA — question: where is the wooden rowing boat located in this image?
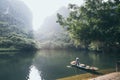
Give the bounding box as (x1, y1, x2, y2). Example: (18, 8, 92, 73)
(70, 61, 101, 74)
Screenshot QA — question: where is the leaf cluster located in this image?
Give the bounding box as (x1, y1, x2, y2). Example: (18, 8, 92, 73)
(57, 0, 120, 51)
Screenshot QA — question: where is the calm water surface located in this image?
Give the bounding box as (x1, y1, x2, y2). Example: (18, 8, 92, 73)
(0, 50, 119, 80)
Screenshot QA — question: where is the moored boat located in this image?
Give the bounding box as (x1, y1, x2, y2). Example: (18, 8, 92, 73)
(70, 61, 99, 71)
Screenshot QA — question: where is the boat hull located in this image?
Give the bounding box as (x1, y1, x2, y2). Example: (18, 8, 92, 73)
(71, 65, 102, 75)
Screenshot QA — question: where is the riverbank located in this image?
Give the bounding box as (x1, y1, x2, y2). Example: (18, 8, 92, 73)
(0, 48, 19, 52)
(57, 69, 115, 80)
(90, 72, 120, 80)
(0, 48, 37, 53)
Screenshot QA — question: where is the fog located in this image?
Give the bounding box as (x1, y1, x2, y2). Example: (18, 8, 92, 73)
(21, 0, 84, 30)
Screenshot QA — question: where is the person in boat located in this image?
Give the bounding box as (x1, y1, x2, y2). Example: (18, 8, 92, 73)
(75, 57, 80, 66)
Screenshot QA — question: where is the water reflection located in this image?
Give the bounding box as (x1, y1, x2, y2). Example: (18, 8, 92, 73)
(33, 50, 82, 80)
(0, 50, 119, 80)
(28, 65, 42, 80)
(31, 50, 119, 80)
(0, 52, 35, 80)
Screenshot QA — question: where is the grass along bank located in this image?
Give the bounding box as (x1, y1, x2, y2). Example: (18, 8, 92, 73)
(57, 69, 115, 80)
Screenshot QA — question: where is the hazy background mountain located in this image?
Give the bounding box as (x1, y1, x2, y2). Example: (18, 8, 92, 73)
(34, 7, 75, 49)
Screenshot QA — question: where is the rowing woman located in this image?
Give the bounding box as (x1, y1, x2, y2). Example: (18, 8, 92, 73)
(76, 57, 80, 66)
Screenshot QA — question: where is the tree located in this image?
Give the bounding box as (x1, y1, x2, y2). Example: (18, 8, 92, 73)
(57, 0, 120, 51)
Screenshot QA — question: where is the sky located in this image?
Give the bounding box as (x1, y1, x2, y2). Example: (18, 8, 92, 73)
(21, 0, 84, 30)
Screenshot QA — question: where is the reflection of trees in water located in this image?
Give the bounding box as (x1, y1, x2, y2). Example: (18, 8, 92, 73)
(87, 52, 100, 66)
(33, 50, 68, 80)
(88, 52, 118, 69)
(33, 55, 53, 80)
(0, 52, 35, 80)
(33, 50, 91, 80)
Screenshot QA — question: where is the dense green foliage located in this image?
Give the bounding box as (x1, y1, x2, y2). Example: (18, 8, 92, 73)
(0, 0, 37, 51)
(57, 0, 120, 51)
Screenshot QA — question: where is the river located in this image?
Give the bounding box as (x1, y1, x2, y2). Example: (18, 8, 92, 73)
(0, 50, 119, 80)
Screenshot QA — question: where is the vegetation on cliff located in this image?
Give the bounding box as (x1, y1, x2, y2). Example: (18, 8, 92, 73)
(0, 0, 37, 51)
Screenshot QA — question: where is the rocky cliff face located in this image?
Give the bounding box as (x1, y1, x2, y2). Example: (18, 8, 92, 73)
(0, 0, 33, 30)
(0, 0, 36, 50)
